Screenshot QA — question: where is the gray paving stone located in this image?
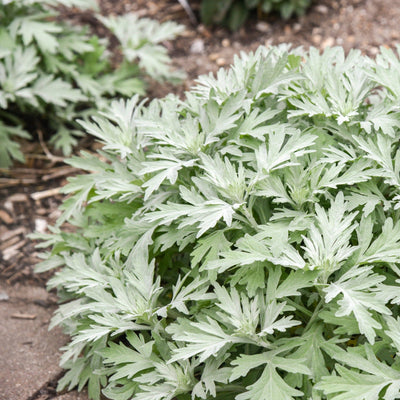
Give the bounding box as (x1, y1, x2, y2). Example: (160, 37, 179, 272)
(0, 283, 89, 400)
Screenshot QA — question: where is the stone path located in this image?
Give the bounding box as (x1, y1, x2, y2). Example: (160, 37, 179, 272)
(0, 283, 88, 400)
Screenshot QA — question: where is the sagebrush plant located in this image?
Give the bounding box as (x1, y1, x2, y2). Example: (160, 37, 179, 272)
(35, 44, 400, 399)
(0, 0, 183, 167)
(200, 0, 311, 30)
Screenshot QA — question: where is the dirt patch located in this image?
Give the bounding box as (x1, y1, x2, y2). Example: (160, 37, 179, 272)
(99, 0, 400, 96)
(2, 0, 400, 398)
(0, 168, 70, 286)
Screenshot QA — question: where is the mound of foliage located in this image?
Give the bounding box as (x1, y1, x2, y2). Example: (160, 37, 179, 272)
(35, 44, 400, 400)
(200, 0, 311, 30)
(0, 0, 183, 167)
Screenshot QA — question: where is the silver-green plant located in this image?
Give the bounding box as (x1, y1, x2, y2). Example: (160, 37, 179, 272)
(0, 0, 183, 167)
(35, 45, 400, 400)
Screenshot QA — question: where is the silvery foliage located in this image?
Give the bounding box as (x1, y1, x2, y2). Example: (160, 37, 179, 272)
(0, 0, 183, 166)
(35, 45, 400, 400)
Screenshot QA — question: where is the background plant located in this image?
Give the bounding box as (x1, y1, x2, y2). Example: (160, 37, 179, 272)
(0, 0, 183, 167)
(35, 44, 400, 399)
(200, 0, 312, 30)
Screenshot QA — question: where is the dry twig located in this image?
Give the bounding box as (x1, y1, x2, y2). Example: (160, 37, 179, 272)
(177, 0, 197, 24)
(37, 129, 65, 163)
(11, 313, 37, 320)
(0, 178, 37, 189)
(31, 187, 61, 201)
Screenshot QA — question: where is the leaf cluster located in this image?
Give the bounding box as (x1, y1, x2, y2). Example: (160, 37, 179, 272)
(200, 0, 312, 30)
(0, 0, 183, 167)
(35, 45, 400, 400)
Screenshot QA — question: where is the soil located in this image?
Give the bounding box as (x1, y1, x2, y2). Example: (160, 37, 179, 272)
(1, 0, 400, 398)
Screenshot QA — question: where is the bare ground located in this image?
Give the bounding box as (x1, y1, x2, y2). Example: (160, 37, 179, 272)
(2, 0, 400, 398)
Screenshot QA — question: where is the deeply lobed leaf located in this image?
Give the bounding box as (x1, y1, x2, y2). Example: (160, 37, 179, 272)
(36, 45, 400, 400)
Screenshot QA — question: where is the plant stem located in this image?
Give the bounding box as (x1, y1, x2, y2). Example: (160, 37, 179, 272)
(304, 298, 324, 333)
(217, 384, 246, 393)
(285, 298, 313, 318)
(241, 204, 259, 231)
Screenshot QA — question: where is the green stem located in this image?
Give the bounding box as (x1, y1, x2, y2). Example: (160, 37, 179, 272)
(240, 204, 259, 231)
(304, 298, 324, 333)
(216, 384, 246, 393)
(285, 298, 313, 318)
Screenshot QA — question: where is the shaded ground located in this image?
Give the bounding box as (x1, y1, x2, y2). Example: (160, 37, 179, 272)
(0, 282, 71, 400)
(2, 0, 400, 398)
